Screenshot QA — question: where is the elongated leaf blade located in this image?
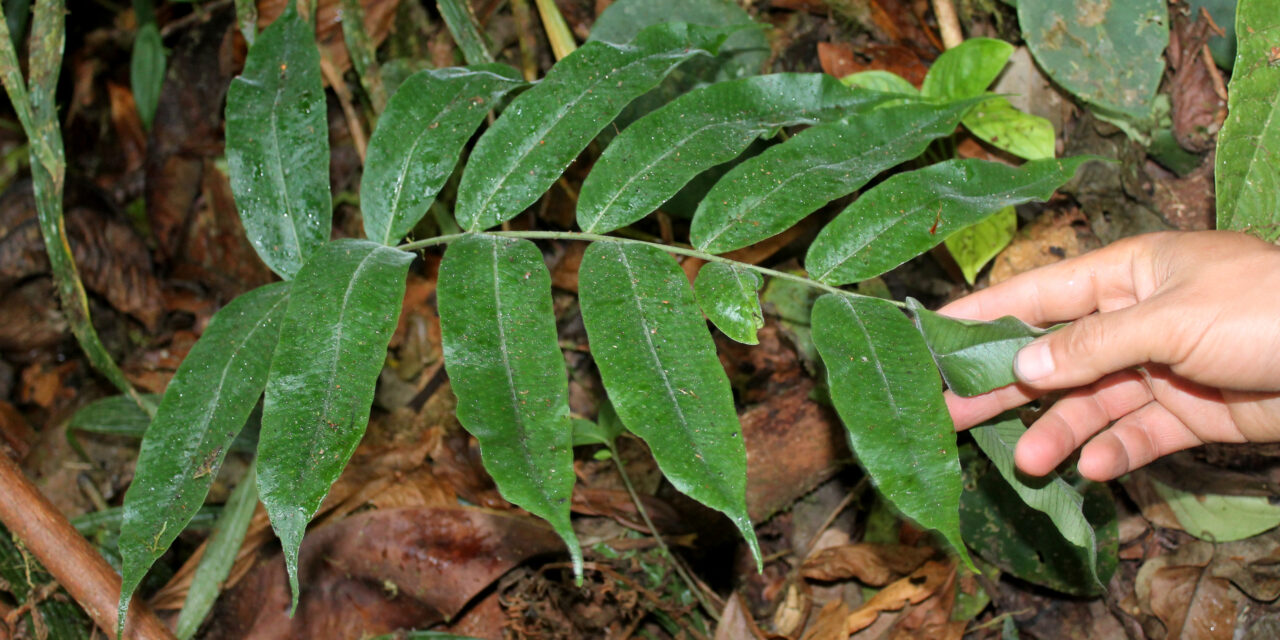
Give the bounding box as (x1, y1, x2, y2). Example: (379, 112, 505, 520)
(258, 239, 414, 607)
(970, 414, 1101, 588)
(438, 234, 581, 572)
(226, 6, 332, 279)
(805, 157, 1094, 285)
(577, 73, 891, 233)
(130, 22, 165, 130)
(693, 262, 763, 345)
(907, 298, 1050, 397)
(455, 22, 734, 231)
(810, 294, 970, 567)
(118, 282, 290, 624)
(174, 464, 260, 640)
(579, 242, 760, 564)
(691, 98, 980, 254)
(362, 66, 525, 245)
(1216, 1, 1280, 240)
(920, 37, 1012, 100)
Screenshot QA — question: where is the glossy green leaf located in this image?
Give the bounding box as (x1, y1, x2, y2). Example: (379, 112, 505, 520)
(577, 73, 890, 233)
(455, 22, 734, 232)
(920, 37, 1012, 100)
(963, 97, 1055, 161)
(174, 464, 259, 640)
(805, 157, 1093, 285)
(118, 282, 289, 626)
(945, 207, 1017, 285)
(906, 298, 1049, 397)
(130, 22, 164, 130)
(578, 241, 759, 565)
(361, 66, 525, 245)
(1018, 0, 1168, 120)
(257, 239, 414, 607)
(970, 414, 1101, 588)
(960, 446, 1117, 596)
(225, 6, 331, 280)
(810, 294, 970, 567)
(839, 70, 918, 95)
(437, 234, 581, 573)
(693, 261, 763, 345)
(1215, 0, 1280, 241)
(1149, 477, 1280, 542)
(691, 98, 979, 254)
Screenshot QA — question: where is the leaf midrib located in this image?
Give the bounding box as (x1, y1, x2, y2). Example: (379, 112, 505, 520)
(263, 32, 306, 266)
(465, 45, 704, 230)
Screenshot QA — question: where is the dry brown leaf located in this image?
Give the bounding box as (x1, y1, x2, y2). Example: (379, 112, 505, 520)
(801, 544, 935, 586)
(773, 581, 812, 637)
(988, 209, 1090, 285)
(715, 592, 768, 640)
(803, 599, 852, 640)
(845, 560, 952, 634)
(817, 41, 929, 87)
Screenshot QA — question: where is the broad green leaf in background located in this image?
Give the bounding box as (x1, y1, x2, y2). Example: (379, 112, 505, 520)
(69, 394, 161, 437)
(963, 98, 1055, 161)
(257, 239, 414, 607)
(805, 157, 1094, 285)
(174, 464, 259, 640)
(945, 207, 1017, 285)
(810, 294, 971, 567)
(361, 65, 525, 245)
(130, 22, 164, 130)
(960, 446, 1117, 596)
(839, 70, 918, 95)
(438, 234, 581, 574)
(117, 282, 289, 626)
(225, 6, 332, 280)
(693, 262, 763, 345)
(906, 298, 1048, 397)
(920, 37, 1013, 101)
(970, 414, 1102, 588)
(1018, 0, 1168, 121)
(455, 22, 734, 232)
(1215, 0, 1280, 241)
(691, 98, 980, 254)
(577, 73, 891, 233)
(1150, 477, 1280, 542)
(578, 242, 760, 566)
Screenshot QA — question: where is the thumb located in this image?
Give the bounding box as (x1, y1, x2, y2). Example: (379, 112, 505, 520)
(1014, 305, 1163, 390)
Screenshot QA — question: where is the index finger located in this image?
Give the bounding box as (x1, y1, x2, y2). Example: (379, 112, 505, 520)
(937, 233, 1155, 324)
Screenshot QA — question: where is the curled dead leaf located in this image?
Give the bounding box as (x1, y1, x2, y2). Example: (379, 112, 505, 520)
(801, 543, 936, 586)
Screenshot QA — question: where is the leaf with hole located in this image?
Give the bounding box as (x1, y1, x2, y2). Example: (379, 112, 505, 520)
(805, 157, 1094, 285)
(690, 98, 980, 254)
(455, 22, 736, 232)
(362, 66, 525, 245)
(920, 37, 1013, 101)
(1215, 0, 1280, 241)
(579, 242, 759, 565)
(906, 298, 1050, 397)
(438, 234, 581, 574)
(257, 239, 414, 607)
(1018, 0, 1168, 121)
(810, 294, 971, 568)
(969, 414, 1102, 589)
(225, 5, 331, 279)
(693, 262, 763, 345)
(577, 73, 891, 233)
(118, 282, 289, 626)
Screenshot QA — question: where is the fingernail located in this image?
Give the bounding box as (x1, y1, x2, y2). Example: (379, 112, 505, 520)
(1015, 340, 1055, 383)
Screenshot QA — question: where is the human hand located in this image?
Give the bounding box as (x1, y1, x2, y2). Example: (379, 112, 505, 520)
(940, 230, 1280, 481)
